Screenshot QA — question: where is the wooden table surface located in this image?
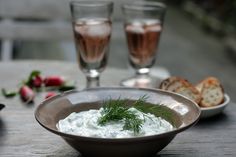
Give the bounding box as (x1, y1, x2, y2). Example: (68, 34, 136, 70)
(0, 61, 235, 157)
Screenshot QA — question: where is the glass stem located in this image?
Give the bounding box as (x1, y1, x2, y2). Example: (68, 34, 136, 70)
(86, 76, 100, 88)
(136, 68, 150, 77)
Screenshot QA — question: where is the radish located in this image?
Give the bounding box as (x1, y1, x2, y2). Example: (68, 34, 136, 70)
(19, 85, 35, 103)
(44, 76, 65, 87)
(31, 75, 43, 88)
(45, 92, 57, 99)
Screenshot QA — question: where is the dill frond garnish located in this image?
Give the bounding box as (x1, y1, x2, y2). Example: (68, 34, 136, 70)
(97, 96, 174, 134)
(133, 96, 175, 127)
(98, 98, 143, 134)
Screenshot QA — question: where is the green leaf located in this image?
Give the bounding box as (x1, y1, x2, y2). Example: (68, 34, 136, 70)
(25, 70, 41, 86)
(59, 81, 76, 91)
(1, 88, 18, 98)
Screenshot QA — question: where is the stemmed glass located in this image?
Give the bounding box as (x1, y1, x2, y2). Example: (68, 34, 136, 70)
(70, 1, 113, 88)
(120, 1, 166, 88)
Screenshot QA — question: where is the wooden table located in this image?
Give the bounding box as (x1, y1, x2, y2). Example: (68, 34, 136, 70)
(0, 61, 236, 157)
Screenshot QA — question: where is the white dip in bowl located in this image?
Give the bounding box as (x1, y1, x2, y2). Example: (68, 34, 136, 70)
(57, 107, 174, 138)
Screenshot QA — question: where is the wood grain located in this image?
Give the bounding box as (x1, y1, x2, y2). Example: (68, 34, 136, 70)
(0, 61, 235, 157)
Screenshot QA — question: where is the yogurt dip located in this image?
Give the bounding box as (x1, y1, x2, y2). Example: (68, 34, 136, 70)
(57, 108, 174, 138)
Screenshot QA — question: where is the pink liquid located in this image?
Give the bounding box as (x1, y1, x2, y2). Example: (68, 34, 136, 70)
(73, 18, 112, 72)
(125, 20, 162, 69)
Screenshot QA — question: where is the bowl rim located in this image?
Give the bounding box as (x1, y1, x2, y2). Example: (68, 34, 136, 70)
(200, 94, 230, 111)
(35, 87, 201, 142)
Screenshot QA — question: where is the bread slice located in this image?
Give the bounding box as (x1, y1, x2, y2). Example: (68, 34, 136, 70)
(159, 76, 189, 91)
(175, 85, 202, 104)
(195, 81, 204, 93)
(166, 78, 188, 92)
(196, 77, 224, 107)
(195, 77, 221, 92)
(159, 76, 179, 90)
(159, 76, 202, 104)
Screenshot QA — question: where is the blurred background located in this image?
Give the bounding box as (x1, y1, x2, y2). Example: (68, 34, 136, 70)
(0, 0, 235, 100)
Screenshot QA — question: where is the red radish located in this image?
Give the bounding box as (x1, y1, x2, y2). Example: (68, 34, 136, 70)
(31, 75, 43, 88)
(45, 92, 57, 99)
(19, 85, 35, 102)
(44, 76, 65, 87)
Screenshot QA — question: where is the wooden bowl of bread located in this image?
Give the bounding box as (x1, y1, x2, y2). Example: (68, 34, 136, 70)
(159, 76, 230, 118)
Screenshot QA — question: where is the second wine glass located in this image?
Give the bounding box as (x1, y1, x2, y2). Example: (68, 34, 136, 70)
(70, 1, 113, 88)
(120, 1, 166, 88)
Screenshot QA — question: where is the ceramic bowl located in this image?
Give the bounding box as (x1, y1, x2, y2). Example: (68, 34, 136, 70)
(35, 87, 200, 157)
(200, 94, 230, 119)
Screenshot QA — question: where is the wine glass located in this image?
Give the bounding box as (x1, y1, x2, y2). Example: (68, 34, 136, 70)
(70, 1, 113, 88)
(120, 1, 166, 88)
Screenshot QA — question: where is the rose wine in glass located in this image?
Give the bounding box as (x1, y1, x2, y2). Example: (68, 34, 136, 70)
(73, 19, 111, 74)
(70, 1, 113, 88)
(121, 1, 166, 88)
(126, 20, 162, 69)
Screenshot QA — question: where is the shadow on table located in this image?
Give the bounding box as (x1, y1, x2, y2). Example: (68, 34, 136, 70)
(196, 112, 229, 127)
(48, 154, 176, 157)
(155, 153, 183, 157)
(0, 117, 6, 146)
(48, 146, 82, 157)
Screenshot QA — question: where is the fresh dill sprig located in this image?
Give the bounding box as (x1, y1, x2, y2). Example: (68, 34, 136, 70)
(123, 114, 143, 134)
(133, 96, 175, 127)
(97, 96, 175, 134)
(98, 98, 143, 134)
(98, 98, 128, 125)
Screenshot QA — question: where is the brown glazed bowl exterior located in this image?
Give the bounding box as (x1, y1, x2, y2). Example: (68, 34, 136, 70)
(35, 87, 200, 157)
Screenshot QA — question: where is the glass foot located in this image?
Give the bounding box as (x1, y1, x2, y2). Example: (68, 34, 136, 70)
(120, 75, 163, 88)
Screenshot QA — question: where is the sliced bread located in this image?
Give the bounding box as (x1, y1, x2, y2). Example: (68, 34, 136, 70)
(195, 77, 224, 107)
(175, 85, 202, 104)
(159, 76, 179, 90)
(159, 76, 202, 104)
